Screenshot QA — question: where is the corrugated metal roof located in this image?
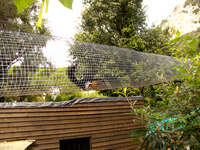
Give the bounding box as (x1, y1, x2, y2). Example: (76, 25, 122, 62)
(0, 96, 144, 108)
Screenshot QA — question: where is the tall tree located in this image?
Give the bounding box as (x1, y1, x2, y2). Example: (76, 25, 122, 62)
(76, 0, 146, 51)
(76, 0, 171, 53)
(75, 0, 171, 96)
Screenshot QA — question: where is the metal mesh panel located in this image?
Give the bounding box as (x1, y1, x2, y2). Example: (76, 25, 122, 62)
(0, 30, 180, 96)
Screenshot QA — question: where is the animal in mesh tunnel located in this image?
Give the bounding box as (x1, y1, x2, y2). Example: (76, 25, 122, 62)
(67, 63, 104, 90)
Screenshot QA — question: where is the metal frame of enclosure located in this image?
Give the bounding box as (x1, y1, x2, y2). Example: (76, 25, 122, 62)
(0, 97, 144, 150)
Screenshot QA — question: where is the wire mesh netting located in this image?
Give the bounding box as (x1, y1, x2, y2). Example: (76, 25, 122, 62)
(0, 30, 180, 96)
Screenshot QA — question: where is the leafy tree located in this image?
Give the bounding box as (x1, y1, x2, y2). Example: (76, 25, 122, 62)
(141, 26, 172, 55)
(184, 0, 200, 8)
(169, 28, 200, 57)
(131, 34, 200, 149)
(76, 0, 171, 53)
(76, 0, 172, 97)
(76, 1, 200, 148)
(76, 0, 146, 51)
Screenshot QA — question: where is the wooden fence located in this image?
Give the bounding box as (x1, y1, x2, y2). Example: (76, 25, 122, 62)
(0, 97, 144, 150)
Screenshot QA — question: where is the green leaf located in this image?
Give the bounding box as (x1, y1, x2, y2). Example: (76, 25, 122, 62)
(36, 0, 45, 28)
(45, 0, 49, 13)
(14, 0, 34, 14)
(176, 30, 181, 37)
(58, 0, 73, 9)
(170, 37, 181, 44)
(182, 35, 192, 40)
(188, 39, 198, 48)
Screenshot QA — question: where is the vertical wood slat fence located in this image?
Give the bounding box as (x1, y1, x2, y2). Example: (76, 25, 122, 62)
(0, 97, 144, 150)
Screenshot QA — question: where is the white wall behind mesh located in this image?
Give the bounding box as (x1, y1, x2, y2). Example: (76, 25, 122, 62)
(0, 30, 180, 97)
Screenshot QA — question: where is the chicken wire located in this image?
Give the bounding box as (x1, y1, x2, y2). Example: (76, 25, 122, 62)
(0, 30, 180, 97)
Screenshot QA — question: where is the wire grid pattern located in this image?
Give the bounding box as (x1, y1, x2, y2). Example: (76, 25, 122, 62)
(0, 30, 180, 96)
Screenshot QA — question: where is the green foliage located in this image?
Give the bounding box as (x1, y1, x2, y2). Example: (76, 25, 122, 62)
(101, 87, 142, 97)
(36, 0, 45, 28)
(169, 29, 200, 57)
(184, 0, 200, 8)
(13, 0, 74, 28)
(45, 91, 106, 101)
(0, 0, 49, 33)
(59, 0, 73, 9)
(131, 36, 200, 149)
(184, 0, 200, 15)
(141, 29, 200, 107)
(77, 0, 171, 54)
(76, 0, 171, 97)
(30, 65, 106, 101)
(76, 0, 146, 49)
(0, 0, 50, 102)
(0, 95, 46, 102)
(13, 0, 34, 14)
(141, 26, 172, 55)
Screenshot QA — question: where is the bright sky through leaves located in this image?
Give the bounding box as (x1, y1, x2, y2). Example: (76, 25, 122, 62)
(13, 0, 185, 37)
(143, 0, 185, 26)
(45, 0, 185, 38)
(14, 0, 74, 28)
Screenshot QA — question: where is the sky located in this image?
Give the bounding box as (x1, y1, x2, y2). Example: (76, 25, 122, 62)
(43, 0, 83, 38)
(44, 0, 185, 38)
(143, 0, 185, 26)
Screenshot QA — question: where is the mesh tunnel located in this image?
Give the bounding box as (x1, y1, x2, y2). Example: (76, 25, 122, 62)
(0, 30, 180, 96)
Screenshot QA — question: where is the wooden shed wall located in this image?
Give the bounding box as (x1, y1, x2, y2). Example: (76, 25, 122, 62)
(0, 100, 144, 150)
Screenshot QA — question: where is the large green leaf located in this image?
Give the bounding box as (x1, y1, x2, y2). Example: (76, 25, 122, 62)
(14, 0, 34, 14)
(188, 39, 198, 48)
(58, 0, 73, 9)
